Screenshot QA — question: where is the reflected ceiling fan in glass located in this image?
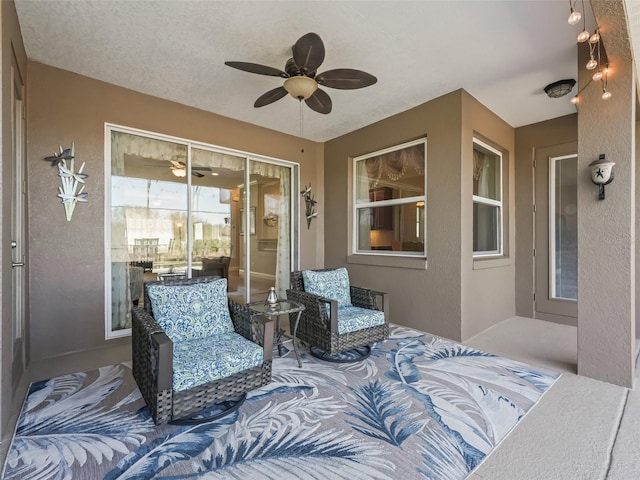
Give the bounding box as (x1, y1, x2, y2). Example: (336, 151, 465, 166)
(145, 159, 213, 178)
(225, 32, 377, 114)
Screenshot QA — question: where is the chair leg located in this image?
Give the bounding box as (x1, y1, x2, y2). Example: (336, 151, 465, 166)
(309, 345, 372, 363)
(169, 393, 247, 426)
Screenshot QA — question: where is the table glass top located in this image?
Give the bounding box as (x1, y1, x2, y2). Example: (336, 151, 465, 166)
(247, 300, 304, 315)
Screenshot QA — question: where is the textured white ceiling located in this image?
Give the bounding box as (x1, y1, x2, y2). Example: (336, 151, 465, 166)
(15, 0, 600, 142)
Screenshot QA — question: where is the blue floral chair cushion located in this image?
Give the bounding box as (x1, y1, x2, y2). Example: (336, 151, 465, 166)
(171, 332, 264, 392)
(147, 278, 234, 342)
(302, 268, 352, 307)
(337, 305, 386, 335)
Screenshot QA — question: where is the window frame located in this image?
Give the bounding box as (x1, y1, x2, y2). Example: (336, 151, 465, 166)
(472, 137, 503, 257)
(351, 137, 427, 257)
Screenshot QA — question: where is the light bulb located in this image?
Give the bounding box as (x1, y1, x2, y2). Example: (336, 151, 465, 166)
(592, 71, 603, 81)
(577, 30, 590, 43)
(602, 90, 612, 100)
(589, 31, 600, 44)
(570, 96, 579, 105)
(568, 9, 582, 25)
(586, 57, 598, 70)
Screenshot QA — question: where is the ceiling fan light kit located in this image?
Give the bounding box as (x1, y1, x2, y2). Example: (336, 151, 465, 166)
(284, 76, 318, 100)
(225, 32, 376, 115)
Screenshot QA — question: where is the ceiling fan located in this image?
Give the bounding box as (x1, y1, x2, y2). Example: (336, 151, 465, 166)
(225, 32, 377, 114)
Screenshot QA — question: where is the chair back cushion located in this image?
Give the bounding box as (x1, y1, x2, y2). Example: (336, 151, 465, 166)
(147, 278, 233, 342)
(302, 268, 352, 307)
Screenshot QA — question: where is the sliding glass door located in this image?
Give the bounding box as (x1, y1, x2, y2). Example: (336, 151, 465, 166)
(106, 125, 297, 338)
(244, 160, 292, 305)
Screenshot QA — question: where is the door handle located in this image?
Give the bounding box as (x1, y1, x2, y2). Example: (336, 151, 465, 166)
(11, 241, 24, 267)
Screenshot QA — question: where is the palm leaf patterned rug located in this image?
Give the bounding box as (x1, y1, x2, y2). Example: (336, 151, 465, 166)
(3, 324, 559, 480)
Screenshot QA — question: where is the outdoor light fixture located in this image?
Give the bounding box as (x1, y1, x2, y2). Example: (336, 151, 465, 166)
(544, 79, 576, 98)
(589, 154, 615, 200)
(568, 6, 581, 25)
(171, 168, 187, 178)
(566, 1, 614, 106)
(577, 29, 590, 43)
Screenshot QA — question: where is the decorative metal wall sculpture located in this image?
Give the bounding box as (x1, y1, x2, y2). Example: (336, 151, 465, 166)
(301, 183, 317, 229)
(43, 144, 88, 221)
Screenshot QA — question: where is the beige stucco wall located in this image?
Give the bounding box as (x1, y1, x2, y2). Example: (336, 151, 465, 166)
(460, 91, 516, 340)
(324, 89, 518, 341)
(26, 62, 323, 361)
(1, 0, 28, 440)
(324, 90, 463, 340)
(576, 3, 635, 386)
(514, 114, 578, 320)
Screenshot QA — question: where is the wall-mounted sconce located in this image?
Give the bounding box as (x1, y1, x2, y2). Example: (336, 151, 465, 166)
(589, 154, 615, 200)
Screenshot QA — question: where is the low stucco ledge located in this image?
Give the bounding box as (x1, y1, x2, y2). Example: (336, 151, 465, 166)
(347, 254, 428, 270)
(472, 256, 512, 270)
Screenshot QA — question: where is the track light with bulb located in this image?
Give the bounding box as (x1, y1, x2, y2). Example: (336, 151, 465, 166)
(568, 7, 581, 25)
(577, 29, 590, 43)
(565, 2, 613, 106)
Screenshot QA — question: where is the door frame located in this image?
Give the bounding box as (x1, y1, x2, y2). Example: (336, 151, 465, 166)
(10, 59, 27, 387)
(533, 142, 578, 323)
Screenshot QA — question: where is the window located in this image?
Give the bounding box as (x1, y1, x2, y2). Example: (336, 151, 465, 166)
(353, 138, 426, 256)
(473, 138, 503, 256)
(550, 154, 577, 300)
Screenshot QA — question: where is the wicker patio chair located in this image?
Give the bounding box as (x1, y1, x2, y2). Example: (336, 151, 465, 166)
(286, 267, 389, 362)
(132, 276, 273, 425)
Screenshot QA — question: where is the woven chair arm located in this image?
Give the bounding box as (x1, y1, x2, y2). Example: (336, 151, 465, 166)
(286, 289, 338, 334)
(229, 299, 252, 340)
(351, 287, 389, 323)
(229, 299, 274, 362)
(131, 307, 173, 392)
